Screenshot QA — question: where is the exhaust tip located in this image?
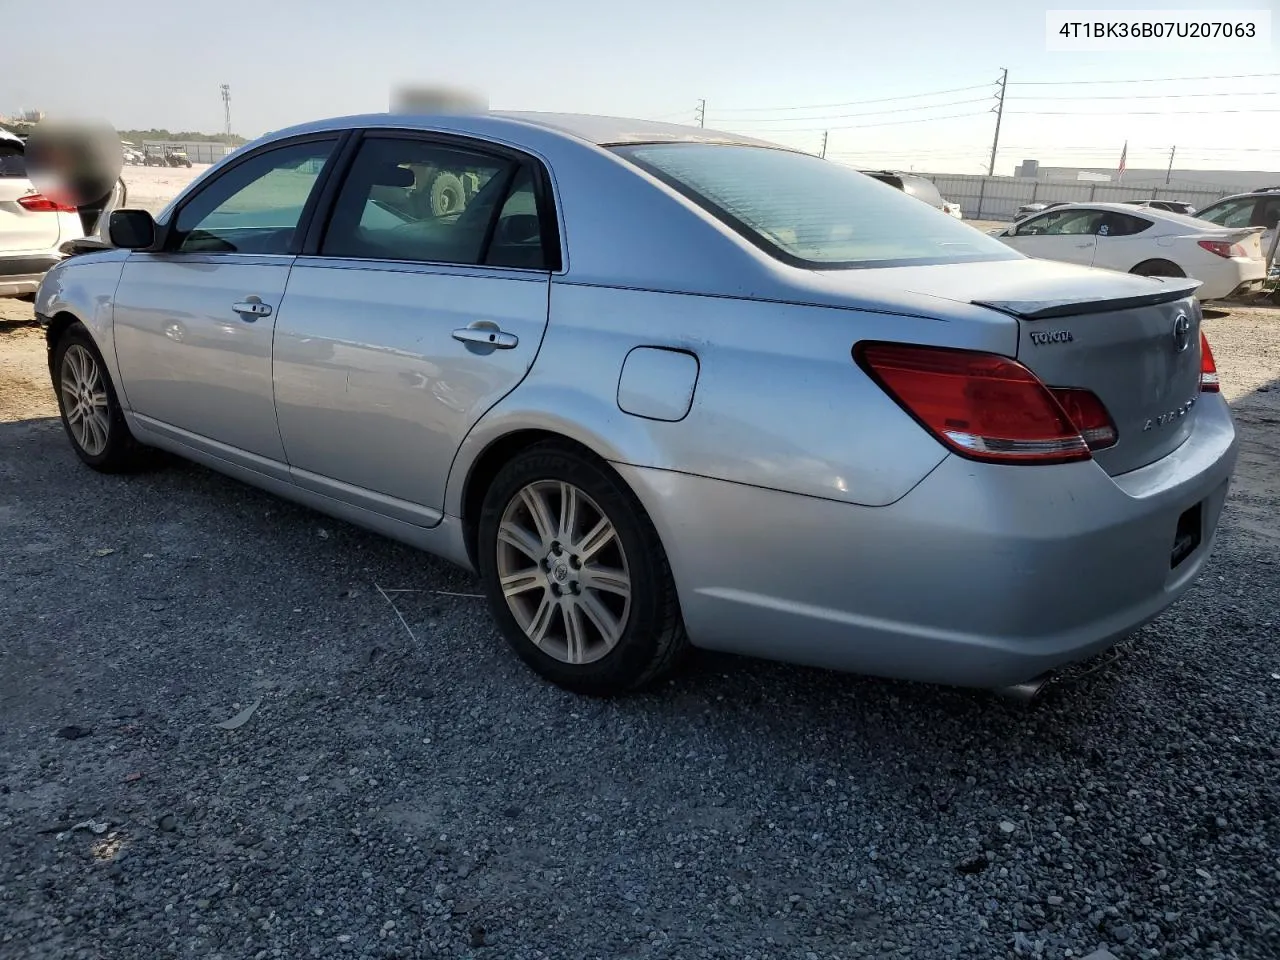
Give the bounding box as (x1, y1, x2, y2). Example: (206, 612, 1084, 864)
(995, 672, 1053, 705)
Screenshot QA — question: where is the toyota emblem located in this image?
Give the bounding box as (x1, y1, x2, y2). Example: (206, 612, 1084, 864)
(1172, 312, 1191, 353)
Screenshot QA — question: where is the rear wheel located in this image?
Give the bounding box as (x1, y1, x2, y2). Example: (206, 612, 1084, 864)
(477, 442, 688, 694)
(52, 324, 148, 472)
(1130, 259, 1185, 278)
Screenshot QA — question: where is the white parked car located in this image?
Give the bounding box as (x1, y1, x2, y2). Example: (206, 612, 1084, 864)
(941, 199, 963, 219)
(992, 201, 1267, 301)
(0, 129, 125, 298)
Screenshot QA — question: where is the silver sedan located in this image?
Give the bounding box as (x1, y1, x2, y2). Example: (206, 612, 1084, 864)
(35, 112, 1238, 696)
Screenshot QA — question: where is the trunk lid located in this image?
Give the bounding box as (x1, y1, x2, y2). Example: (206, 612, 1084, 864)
(812, 257, 1206, 476)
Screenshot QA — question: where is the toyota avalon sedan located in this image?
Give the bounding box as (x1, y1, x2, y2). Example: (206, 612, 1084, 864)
(35, 112, 1238, 696)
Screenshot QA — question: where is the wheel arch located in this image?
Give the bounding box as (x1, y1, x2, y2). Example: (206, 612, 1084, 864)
(1129, 258, 1186, 277)
(450, 388, 669, 570)
(44, 310, 86, 368)
(457, 428, 628, 571)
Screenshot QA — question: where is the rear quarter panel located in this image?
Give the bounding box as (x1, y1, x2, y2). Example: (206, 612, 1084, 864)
(448, 282, 1009, 512)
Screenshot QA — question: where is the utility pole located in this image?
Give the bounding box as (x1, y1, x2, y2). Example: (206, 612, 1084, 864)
(820, 130, 828, 159)
(695, 99, 705, 128)
(987, 68, 1007, 177)
(220, 84, 231, 137)
(1165, 145, 1176, 184)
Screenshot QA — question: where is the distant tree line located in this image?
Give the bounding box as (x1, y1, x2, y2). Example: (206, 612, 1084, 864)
(117, 129, 248, 145)
(0, 122, 248, 146)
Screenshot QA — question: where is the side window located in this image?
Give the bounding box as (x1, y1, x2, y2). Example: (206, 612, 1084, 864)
(1255, 198, 1280, 230)
(485, 167, 547, 270)
(1198, 198, 1255, 228)
(1014, 212, 1057, 236)
(1019, 210, 1099, 236)
(171, 139, 336, 254)
(321, 137, 513, 265)
(0, 141, 25, 177)
(1097, 213, 1150, 237)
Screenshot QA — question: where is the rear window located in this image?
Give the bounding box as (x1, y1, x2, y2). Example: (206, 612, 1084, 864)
(613, 143, 1017, 269)
(0, 140, 26, 177)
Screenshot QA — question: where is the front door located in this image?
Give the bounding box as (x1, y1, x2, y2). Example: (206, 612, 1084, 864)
(1004, 208, 1104, 267)
(112, 137, 340, 465)
(272, 133, 555, 521)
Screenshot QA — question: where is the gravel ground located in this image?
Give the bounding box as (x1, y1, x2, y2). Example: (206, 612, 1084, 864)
(1, 296, 1279, 960)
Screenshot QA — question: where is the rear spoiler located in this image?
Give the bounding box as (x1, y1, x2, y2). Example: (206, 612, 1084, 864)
(973, 280, 1201, 320)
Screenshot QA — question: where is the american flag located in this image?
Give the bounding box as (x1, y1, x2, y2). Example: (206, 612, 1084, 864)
(1118, 141, 1128, 180)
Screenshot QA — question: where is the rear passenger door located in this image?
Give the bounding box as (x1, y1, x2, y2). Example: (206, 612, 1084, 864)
(272, 132, 557, 523)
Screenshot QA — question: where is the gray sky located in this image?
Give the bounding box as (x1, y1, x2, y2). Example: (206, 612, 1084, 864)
(6, 0, 1278, 173)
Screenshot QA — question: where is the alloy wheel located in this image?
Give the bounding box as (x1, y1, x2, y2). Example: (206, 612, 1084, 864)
(59, 344, 110, 456)
(495, 480, 632, 665)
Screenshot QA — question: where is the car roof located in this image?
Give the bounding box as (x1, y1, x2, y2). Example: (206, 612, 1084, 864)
(261, 110, 789, 151)
(0, 129, 22, 145)
(1201, 189, 1277, 205)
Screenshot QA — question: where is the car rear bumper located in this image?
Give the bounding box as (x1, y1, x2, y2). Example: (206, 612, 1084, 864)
(617, 394, 1238, 688)
(1198, 259, 1267, 300)
(1220, 279, 1265, 300)
(0, 253, 62, 297)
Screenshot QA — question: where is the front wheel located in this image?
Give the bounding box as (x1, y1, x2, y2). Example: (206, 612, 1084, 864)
(477, 442, 688, 694)
(52, 324, 149, 472)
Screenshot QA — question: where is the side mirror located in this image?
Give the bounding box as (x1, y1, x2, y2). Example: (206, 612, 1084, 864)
(108, 209, 157, 249)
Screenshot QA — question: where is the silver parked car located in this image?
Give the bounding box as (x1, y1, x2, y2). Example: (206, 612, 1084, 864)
(36, 112, 1238, 696)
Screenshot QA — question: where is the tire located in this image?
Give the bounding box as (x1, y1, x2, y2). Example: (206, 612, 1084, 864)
(1130, 259, 1186, 278)
(429, 172, 466, 216)
(52, 324, 149, 473)
(477, 441, 688, 694)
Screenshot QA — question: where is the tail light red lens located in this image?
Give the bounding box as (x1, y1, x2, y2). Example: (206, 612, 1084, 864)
(855, 342, 1100, 465)
(1048, 387, 1117, 450)
(1197, 239, 1246, 258)
(1200, 330, 1220, 392)
(16, 193, 77, 213)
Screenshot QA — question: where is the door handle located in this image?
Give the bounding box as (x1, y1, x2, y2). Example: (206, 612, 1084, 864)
(232, 298, 273, 320)
(1075, 242, 1093, 248)
(452, 323, 518, 349)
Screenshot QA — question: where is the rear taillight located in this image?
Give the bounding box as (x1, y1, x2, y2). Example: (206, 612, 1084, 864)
(1049, 387, 1117, 450)
(1200, 330, 1220, 393)
(16, 193, 77, 213)
(855, 342, 1103, 465)
(1198, 239, 1247, 258)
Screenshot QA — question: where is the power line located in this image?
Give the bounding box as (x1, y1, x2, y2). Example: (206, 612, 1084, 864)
(1008, 71, 1280, 85)
(709, 82, 995, 114)
(1015, 90, 1280, 101)
(718, 110, 991, 134)
(1007, 107, 1280, 116)
(709, 96, 992, 124)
